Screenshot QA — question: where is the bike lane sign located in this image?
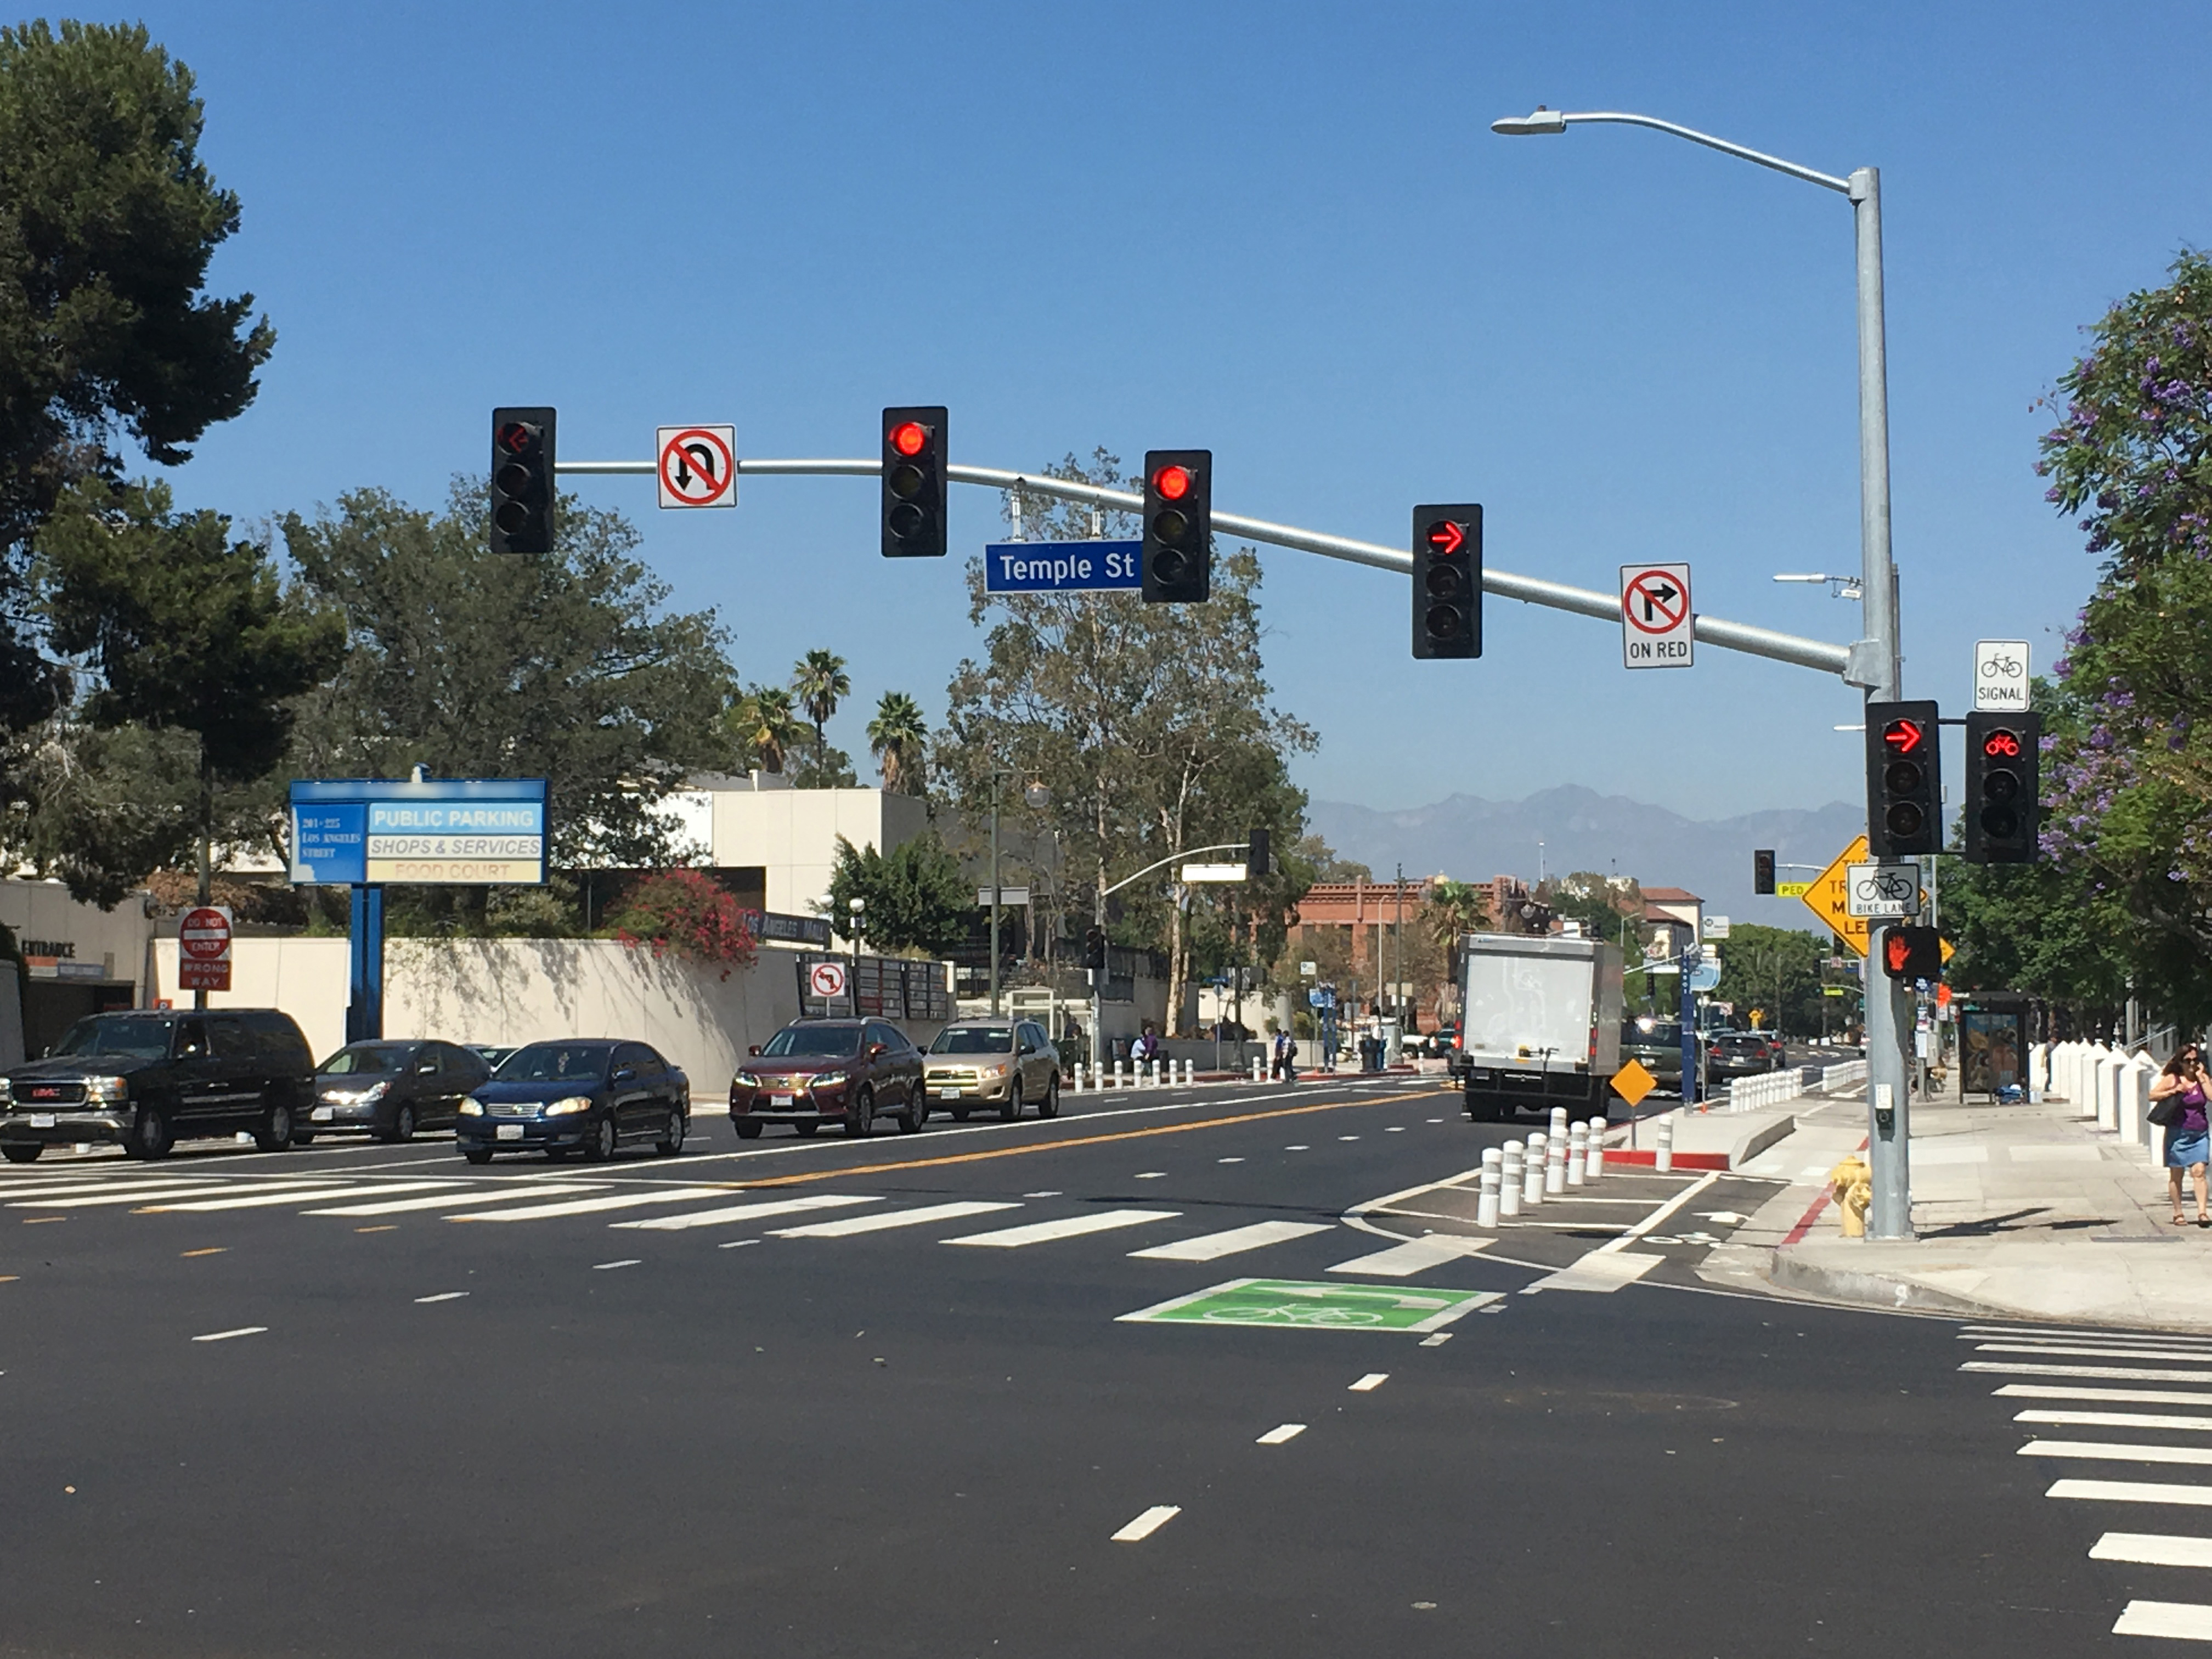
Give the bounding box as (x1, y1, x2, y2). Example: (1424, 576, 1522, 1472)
(1846, 860, 1923, 919)
(1974, 639, 2030, 712)
(1118, 1278, 1502, 1334)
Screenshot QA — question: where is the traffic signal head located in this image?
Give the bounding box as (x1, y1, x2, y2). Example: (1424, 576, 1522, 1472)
(1865, 699, 1942, 856)
(1880, 924, 1943, 983)
(1247, 827, 1271, 880)
(1141, 450, 1211, 603)
(1411, 504, 1482, 659)
(1753, 849, 1776, 895)
(1963, 712, 2041, 864)
(489, 407, 557, 555)
(1082, 927, 1108, 972)
(881, 407, 947, 557)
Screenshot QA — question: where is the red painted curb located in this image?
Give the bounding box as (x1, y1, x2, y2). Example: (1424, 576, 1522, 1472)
(1601, 1149, 1733, 1171)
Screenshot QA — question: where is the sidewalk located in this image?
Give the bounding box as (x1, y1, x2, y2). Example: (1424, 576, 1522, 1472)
(1699, 1078, 2212, 1332)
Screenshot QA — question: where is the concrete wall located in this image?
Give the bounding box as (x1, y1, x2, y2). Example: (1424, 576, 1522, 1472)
(0, 878, 156, 988)
(704, 785, 931, 918)
(154, 937, 352, 1064)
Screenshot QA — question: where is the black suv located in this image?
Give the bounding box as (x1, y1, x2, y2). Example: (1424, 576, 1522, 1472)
(0, 1009, 316, 1163)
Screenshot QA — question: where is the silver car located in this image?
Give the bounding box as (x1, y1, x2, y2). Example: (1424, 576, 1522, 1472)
(922, 1019, 1061, 1121)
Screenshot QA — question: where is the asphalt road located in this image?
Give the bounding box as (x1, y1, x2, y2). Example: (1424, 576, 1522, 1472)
(0, 1075, 2174, 1656)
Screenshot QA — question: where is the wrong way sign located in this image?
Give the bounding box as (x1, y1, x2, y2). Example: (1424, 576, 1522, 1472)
(1620, 563, 1693, 669)
(178, 904, 234, 992)
(657, 426, 737, 509)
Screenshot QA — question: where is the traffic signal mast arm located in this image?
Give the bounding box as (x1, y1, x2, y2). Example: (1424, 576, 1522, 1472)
(1100, 841, 1257, 899)
(555, 455, 1855, 682)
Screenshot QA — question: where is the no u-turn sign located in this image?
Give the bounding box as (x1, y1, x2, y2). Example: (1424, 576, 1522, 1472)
(1620, 563, 1693, 669)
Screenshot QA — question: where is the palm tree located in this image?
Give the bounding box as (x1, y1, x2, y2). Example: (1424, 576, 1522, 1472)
(791, 650, 850, 769)
(731, 685, 800, 774)
(1424, 879, 1491, 1019)
(866, 691, 929, 795)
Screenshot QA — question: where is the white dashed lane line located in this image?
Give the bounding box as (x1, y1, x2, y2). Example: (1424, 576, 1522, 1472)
(191, 1327, 267, 1343)
(1350, 1373, 1389, 1392)
(1110, 1505, 1182, 1542)
(414, 1292, 469, 1304)
(1256, 1424, 1306, 1445)
(591, 1259, 642, 1271)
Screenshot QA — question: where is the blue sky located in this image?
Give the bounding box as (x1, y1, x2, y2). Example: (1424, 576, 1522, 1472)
(124, 0, 2210, 828)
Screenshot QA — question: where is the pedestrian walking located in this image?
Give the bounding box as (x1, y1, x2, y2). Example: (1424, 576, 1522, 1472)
(2151, 1043, 2211, 1226)
(1272, 1027, 1296, 1084)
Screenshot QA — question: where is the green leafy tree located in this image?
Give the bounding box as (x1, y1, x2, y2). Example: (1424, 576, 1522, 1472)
(826, 831, 970, 956)
(1712, 923, 1827, 1037)
(727, 684, 800, 774)
(866, 690, 929, 795)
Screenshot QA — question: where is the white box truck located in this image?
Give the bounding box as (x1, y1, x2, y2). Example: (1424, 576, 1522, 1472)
(1448, 933, 1624, 1121)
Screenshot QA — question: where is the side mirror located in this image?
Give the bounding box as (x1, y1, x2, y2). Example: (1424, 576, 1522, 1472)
(417, 1062, 438, 1075)
(867, 1042, 887, 1059)
(613, 1066, 637, 1084)
(748, 1045, 762, 1057)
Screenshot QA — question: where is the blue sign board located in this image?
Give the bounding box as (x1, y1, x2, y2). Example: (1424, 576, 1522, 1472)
(289, 778, 549, 887)
(983, 540, 1142, 594)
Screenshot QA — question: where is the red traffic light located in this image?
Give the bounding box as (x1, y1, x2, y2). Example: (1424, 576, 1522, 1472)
(1981, 727, 2022, 759)
(496, 420, 539, 455)
(1425, 519, 1465, 556)
(1881, 718, 1926, 757)
(889, 420, 928, 458)
(1152, 464, 1193, 501)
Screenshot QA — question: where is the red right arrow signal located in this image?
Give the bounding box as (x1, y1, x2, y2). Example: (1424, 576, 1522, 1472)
(1425, 520, 1464, 555)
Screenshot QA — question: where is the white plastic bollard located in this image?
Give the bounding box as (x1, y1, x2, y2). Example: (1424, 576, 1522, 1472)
(1545, 1131, 1568, 1195)
(1477, 1148, 1502, 1228)
(1251, 1055, 1265, 1084)
(1585, 1118, 1605, 1181)
(1523, 1131, 1548, 1206)
(1500, 1141, 1524, 1218)
(1549, 1105, 1570, 1146)
(1656, 1113, 1674, 1175)
(1115, 1059, 1126, 1089)
(1070, 1064, 1084, 1094)
(1182, 1059, 1193, 1086)
(2094, 1050, 2117, 1131)
(1566, 1121, 1588, 1187)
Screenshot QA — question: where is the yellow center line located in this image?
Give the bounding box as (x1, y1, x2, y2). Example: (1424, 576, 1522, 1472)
(731, 1086, 1454, 1188)
(355, 1225, 399, 1234)
(21, 1216, 65, 1224)
(180, 1247, 227, 1258)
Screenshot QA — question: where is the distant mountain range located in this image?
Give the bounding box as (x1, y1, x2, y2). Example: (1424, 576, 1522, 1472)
(1305, 785, 1867, 932)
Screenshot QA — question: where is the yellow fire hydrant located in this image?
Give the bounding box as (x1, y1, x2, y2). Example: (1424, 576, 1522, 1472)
(1830, 1154, 1872, 1238)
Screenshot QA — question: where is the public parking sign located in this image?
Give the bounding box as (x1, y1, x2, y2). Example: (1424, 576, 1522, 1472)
(1620, 563, 1694, 668)
(178, 905, 233, 992)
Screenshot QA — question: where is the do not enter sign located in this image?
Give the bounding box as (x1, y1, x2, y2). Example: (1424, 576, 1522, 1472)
(178, 905, 234, 992)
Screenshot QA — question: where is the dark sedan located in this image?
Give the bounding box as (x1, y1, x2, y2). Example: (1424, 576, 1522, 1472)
(299, 1039, 490, 1144)
(730, 1018, 926, 1138)
(455, 1040, 690, 1165)
(1707, 1031, 1783, 1085)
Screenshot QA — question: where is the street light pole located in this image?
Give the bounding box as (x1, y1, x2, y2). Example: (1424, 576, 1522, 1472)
(1492, 105, 1912, 1239)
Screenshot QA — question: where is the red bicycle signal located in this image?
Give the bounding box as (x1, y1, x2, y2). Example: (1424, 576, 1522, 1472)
(1881, 718, 1926, 757)
(1981, 727, 2022, 759)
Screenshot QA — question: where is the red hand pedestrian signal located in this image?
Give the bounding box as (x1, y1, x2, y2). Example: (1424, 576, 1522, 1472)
(1885, 933, 1911, 974)
(1882, 718, 1926, 757)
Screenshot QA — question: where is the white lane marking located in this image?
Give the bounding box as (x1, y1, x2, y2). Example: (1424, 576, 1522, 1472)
(2049, 1478, 2212, 1507)
(1132, 1172, 1167, 1180)
(1965, 1325, 2212, 1347)
(2022, 1410, 2212, 1432)
(309, 1183, 599, 1216)
(1127, 1220, 1330, 1261)
(1999, 1384, 2212, 1407)
(1978, 1342, 2212, 1365)
(415, 1292, 469, 1304)
(1338, 1136, 1360, 1142)
(0, 1176, 224, 1198)
(1598, 1170, 1720, 1254)
(2113, 1601, 2212, 1640)
(1967, 1362, 2212, 1384)
(1419, 1332, 1452, 1347)
(718, 1238, 760, 1249)
(11, 1183, 234, 1208)
(1385, 1126, 1405, 1133)
(946, 1209, 1180, 1248)
(1110, 1505, 1182, 1542)
(613, 1194, 878, 1231)
(445, 1187, 734, 1223)
(1285, 1145, 1310, 1152)
(1350, 1373, 1389, 1392)
(1427, 1118, 1443, 1122)
(2093, 1533, 2212, 1567)
(592, 1259, 641, 1270)
(150, 1181, 464, 1212)
(772, 1200, 1020, 1238)
(1327, 1235, 1491, 1277)
(1256, 1423, 1306, 1444)
(1217, 1158, 1244, 1165)
(191, 1326, 267, 1342)
(2021, 1440, 2212, 1469)
(1519, 1250, 1666, 1295)
(1023, 1190, 1063, 1198)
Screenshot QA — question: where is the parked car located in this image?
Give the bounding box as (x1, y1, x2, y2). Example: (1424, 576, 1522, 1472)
(454, 1040, 690, 1165)
(300, 1039, 492, 1144)
(730, 1018, 926, 1139)
(1618, 1019, 1706, 1096)
(923, 1018, 1061, 1121)
(1707, 1031, 1783, 1085)
(466, 1044, 518, 1070)
(0, 1008, 315, 1163)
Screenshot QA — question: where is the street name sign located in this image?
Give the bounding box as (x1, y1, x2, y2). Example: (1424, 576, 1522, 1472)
(1620, 563, 1694, 668)
(1974, 639, 2030, 712)
(1846, 861, 1922, 919)
(1797, 834, 1872, 958)
(976, 886, 1031, 907)
(290, 779, 549, 887)
(984, 540, 1142, 594)
(178, 905, 233, 993)
(656, 426, 737, 508)
(1182, 862, 1249, 884)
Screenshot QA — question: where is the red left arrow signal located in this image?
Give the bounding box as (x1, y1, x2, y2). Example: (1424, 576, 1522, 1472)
(1425, 520, 1464, 555)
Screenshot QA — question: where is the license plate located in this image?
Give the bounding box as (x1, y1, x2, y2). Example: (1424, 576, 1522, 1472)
(30, 1113, 55, 1128)
(495, 1124, 524, 1140)
(312, 1106, 334, 1122)
(770, 1094, 794, 1107)
(933, 1087, 965, 1099)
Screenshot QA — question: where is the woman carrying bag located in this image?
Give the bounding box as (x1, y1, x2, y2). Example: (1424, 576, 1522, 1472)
(2150, 1044, 2211, 1226)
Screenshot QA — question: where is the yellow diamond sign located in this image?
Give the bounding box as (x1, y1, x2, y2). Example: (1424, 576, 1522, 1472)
(1611, 1057, 1656, 1107)
(1798, 834, 1871, 958)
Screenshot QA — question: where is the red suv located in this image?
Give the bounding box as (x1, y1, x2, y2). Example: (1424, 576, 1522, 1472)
(730, 1018, 926, 1139)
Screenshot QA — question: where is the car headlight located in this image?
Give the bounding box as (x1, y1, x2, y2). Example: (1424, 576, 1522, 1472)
(544, 1096, 593, 1116)
(987, 1062, 1011, 1077)
(733, 1071, 759, 1088)
(458, 1098, 485, 1116)
(0, 1077, 13, 1103)
(84, 1076, 128, 1104)
(812, 1071, 846, 1088)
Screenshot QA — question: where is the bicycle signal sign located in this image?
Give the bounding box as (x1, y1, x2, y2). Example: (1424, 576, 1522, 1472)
(1974, 639, 2030, 712)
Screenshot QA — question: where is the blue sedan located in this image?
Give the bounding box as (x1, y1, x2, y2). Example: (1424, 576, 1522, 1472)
(456, 1040, 690, 1165)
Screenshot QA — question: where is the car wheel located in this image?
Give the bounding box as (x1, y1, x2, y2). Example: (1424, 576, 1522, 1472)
(654, 1108, 686, 1156)
(464, 1147, 494, 1166)
(583, 1114, 618, 1163)
(252, 1101, 296, 1154)
(383, 1103, 417, 1145)
(950, 1106, 970, 1122)
(999, 1079, 1022, 1123)
(292, 1131, 317, 1147)
(2, 1142, 41, 1163)
(843, 1088, 874, 1138)
(128, 1103, 173, 1161)
(1039, 1076, 1060, 1119)
(897, 1093, 927, 1134)
(733, 1119, 763, 1141)
(793, 1121, 819, 1138)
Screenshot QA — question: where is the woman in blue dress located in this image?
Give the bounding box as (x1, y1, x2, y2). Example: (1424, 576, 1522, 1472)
(2153, 1044, 2211, 1226)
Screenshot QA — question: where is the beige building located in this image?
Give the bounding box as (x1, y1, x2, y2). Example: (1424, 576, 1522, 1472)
(0, 878, 157, 1057)
(665, 772, 932, 929)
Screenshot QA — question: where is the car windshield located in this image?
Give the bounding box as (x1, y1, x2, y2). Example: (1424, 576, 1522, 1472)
(931, 1027, 1014, 1054)
(761, 1026, 861, 1058)
(51, 1017, 174, 1059)
(1627, 1023, 1684, 1046)
(320, 1045, 409, 1075)
(495, 1045, 610, 1082)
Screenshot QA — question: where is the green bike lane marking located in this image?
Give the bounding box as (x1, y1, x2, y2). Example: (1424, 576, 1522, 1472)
(1118, 1277, 1502, 1334)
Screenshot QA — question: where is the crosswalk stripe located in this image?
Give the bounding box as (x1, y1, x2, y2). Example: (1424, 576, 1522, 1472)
(1998, 1384, 2212, 1408)
(444, 1187, 735, 1223)
(12, 1182, 244, 1208)
(945, 1209, 1180, 1249)
(2021, 1440, 2212, 1469)
(773, 1200, 1020, 1239)
(0, 1176, 188, 1198)
(612, 1194, 879, 1231)
(1978, 1342, 2212, 1365)
(1519, 1249, 1664, 1295)
(1325, 1235, 1491, 1277)
(2021, 1410, 2212, 1432)
(2092, 1533, 2212, 1567)
(2048, 1478, 2212, 1507)
(1963, 1325, 2212, 1348)
(2113, 1601, 2212, 1640)
(1129, 1221, 1331, 1261)
(1965, 1361, 2212, 1384)
(149, 1181, 467, 1212)
(308, 1183, 599, 1216)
